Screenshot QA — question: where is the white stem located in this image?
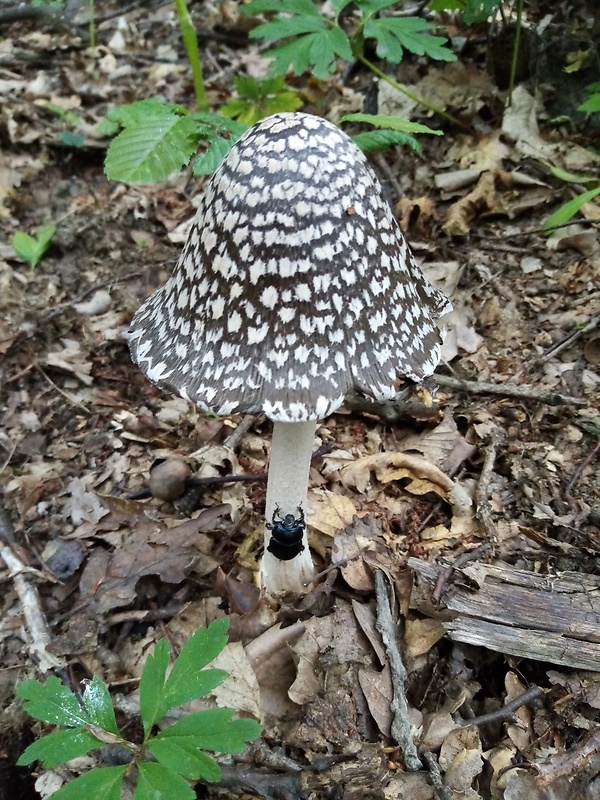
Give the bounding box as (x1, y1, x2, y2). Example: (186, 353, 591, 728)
(261, 420, 317, 595)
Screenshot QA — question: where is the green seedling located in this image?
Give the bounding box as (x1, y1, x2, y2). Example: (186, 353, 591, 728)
(543, 164, 600, 232)
(17, 618, 262, 800)
(221, 75, 302, 126)
(12, 224, 57, 269)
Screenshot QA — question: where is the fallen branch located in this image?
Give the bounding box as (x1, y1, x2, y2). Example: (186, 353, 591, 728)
(374, 571, 422, 771)
(436, 374, 587, 406)
(0, 507, 65, 671)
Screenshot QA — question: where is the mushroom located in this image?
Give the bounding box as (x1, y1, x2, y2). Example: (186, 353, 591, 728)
(128, 112, 451, 595)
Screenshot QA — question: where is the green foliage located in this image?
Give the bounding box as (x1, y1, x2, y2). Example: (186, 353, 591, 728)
(17, 619, 262, 800)
(343, 113, 443, 155)
(579, 82, 600, 114)
(542, 164, 600, 231)
(12, 223, 56, 269)
(221, 76, 302, 125)
(243, 0, 455, 79)
(428, 0, 500, 24)
(103, 101, 248, 183)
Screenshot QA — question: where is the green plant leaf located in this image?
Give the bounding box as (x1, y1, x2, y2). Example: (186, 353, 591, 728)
(153, 709, 262, 753)
(193, 136, 237, 175)
(221, 75, 302, 124)
(341, 112, 442, 135)
(135, 761, 195, 800)
(363, 16, 456, 63)
(244, 0, 322, 15)
(462, 0, 499, 24)
(104, 99, 187, 128)
(358, 0, 409, 20)
(82, 676, 120, 735)
(264, 27, 353, 78)
(11, 223, 56, 269)
(579, 93, 600, 113)
(352, 129, 422, 154)
(139, 638, 170, 734)
(162, 619, 229, 713)
(148, 737, 221, 782)
(104, 112, 197, 183)
(17, 728, 101, 768)
(544, 187, 600, 231)
(40, 766, 127, 800)
(16, 677, 91, 727)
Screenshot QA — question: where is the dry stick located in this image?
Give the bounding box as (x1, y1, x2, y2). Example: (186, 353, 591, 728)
(374, 571, 422, 771)
(422, 752, 452, 800)
(436, 374, 587, 407)
(565, 440, 600, 501)
(0, 507, 65, 671)
(475, 433, 501, 543)
(459, 685, 544, 728)
(541, 313, 600, 362)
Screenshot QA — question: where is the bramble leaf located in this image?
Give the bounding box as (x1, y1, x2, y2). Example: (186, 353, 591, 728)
(17, 728, 101, 768)
(148, 737, 221, 782)
(104, 109, 197, 183)
(135, 761, 195, 800)
(193, 136, 238, 175)
(352, 129, 422, 154)
(82, 676, 120, 735)
(153, 709, 262, 753)
(16, 677, 91, 728)
(40, 766, 126, 800)
(364, 16, 456, 63)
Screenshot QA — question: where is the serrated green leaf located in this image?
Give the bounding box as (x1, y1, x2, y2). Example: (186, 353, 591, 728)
(262, 28, 352, 78)
(352, 129, 422, 155)
(104, 114, 197, 183)
(249, 15, 327, 39)
(331, 0, 356, 13)
(194, 136, 237, 175)
(579, 93, 600, 113)
(17, 728, 100, 768)
(40, 766, 126, 800)
(358, 0, 408, 21)
(148, 738, 221, 782)
(243, 0, 322, 15)
(82, 676, 119, 735)
(105, 99, 187, 128)
(154, 709, 262, 753)
(364, 17, 456, 63)
(162, 619, 229, 713)
(135, 761, 195, 800)
(139, 639, 170, 734)
(341, 112, 442, 135)
(543, 187, 600, 231)
(17, 677, 91, 727)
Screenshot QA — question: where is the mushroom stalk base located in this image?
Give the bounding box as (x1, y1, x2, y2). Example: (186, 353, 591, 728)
(262, 420, 317, 595)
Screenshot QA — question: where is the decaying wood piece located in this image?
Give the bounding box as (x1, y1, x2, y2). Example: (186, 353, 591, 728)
(409, 558, 600, 671)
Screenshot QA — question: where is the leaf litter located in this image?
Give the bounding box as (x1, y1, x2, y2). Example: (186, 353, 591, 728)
(0, 2, 599, 799)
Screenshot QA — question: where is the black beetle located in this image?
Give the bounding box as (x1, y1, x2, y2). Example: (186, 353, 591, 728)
(266, 505, 306, 561)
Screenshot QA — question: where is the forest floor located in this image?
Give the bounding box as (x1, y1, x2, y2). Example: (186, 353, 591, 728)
(0, 2, 600, 799)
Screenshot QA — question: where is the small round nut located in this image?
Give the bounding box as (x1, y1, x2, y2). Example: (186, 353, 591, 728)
(148, 459, 192, 501)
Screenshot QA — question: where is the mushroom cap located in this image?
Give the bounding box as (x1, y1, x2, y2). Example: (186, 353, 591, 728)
(129, 113, 451, 423)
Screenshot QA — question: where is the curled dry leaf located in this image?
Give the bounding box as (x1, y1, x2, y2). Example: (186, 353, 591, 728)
(339, 452, 454, 498)
(439, 725, 483, 798)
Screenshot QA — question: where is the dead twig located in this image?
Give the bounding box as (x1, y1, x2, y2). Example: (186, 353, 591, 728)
(565, 440, 600, 502)
(422, 751, 452, 800)
(431, 544, 492, 605)
(475, 433, 501, 542)
(374, 571, 422, 771)
(460, 685, 544, 728)
(0, 507, 65, 671)
(541, 313, 600, 362)
(436, 374, 587, 406)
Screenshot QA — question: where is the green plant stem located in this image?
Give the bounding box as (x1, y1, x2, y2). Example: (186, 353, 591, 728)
(356, 53, 469, 131)
(88, 0, 95, 50)
(507, 0, 523, 105)
(173, 0, 208, 111)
